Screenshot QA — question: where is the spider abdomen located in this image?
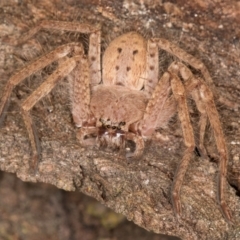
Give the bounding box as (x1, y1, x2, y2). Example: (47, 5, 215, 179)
(102, 32, 147, 91)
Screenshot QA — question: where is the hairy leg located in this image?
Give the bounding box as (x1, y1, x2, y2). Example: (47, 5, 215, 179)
(170, 62, 209, 157)
(151, 37, 238, 109)
(125, 132, 145, 159)
(20, 55, 84, 171)
(169, 61, 232, 222)
(199, 81, 232, 223)
(168, 70, 195, 216)
(144, 40, 159, 98)
(6, 20, 99, 46)
(139, 64, 195, 216)
(139, 72, 171, 137)
(0, 43, 84, 125)
(4, 20, 101, 86)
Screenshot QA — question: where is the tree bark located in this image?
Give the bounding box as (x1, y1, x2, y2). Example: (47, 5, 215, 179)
(0, 1, 240, 239)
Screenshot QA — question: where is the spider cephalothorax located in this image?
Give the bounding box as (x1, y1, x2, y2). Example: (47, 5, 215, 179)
(77, 83, 147, 156)
(0, 20, 233, 223)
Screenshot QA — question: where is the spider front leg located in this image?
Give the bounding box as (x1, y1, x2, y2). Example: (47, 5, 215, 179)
(169, 62, 233, 222)
(125, 131, 145, 159)
(1, 21, 101, 172)
(139, 72, 172, 137)
(169, 62, 209, 158)
(152, 38, 238, 109)
(21, 54, 88, 172)
(0, 42, 90, 172)
(169, 72, 195, 217)
(139, 67, 195, 218)
(199, 81, 233, 223)
(0, 43, 82, 125)
(4, 20, 101, 88)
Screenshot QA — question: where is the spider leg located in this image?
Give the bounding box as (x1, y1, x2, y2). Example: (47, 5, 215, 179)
(76, 127, 98, 146)
(169, 62, 232, 223)
(139, 61, 199, 218)
(139, 72, 172, 137)
(88, 29, 101, 86)
(155, 95, 177, 129)
(0, 43, 90, 170)
(156, 61, 212, 158)
(125, 132, 145, 159)
(152, 38, 213, 85)
(4, 20, 101, 86)
(5, 20, 99, 46)
(140, 64, 195, 216)
(199, 80, 233, 223)
(144, 40, 159, 98)
(170, 62, 209, 158)
(139, 65, 194, 216)
(152, 38, 238, 109)
(68, 53, 92, 127)
(20, 54, 85, 172)
(0, 43, 83, 125)
(168, 70, 196, 217)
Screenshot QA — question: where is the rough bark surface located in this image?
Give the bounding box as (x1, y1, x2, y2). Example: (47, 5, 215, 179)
(0, 1, 240, 239)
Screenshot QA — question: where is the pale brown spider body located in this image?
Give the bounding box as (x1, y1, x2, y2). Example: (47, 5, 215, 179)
(88, 84, 147, 152)
(0, 21, 233, 223)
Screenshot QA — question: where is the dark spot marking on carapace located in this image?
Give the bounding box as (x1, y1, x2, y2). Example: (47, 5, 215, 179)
(117, 48, 122, 53)
(150, 53, 155, 58)
(115, 66, 119, 70)
(116, 82, 124, 86)
(133, 50, 138, 55)
(126, 66, 131, 71)
(91, 56, 96, 61)
(150, 65, 155, 70)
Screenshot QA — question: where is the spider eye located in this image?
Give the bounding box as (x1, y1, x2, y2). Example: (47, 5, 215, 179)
(106, 125, 111, 129)
(120, 121, 126, 126)
(112, 126, 117, 130)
